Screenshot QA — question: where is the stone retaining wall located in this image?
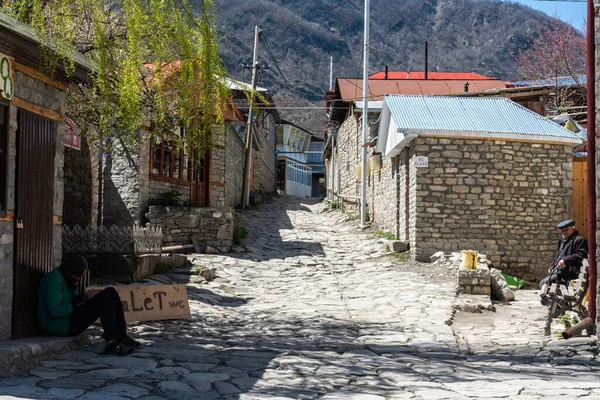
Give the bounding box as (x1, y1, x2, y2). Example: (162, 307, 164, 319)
(146, 206, 234, 252)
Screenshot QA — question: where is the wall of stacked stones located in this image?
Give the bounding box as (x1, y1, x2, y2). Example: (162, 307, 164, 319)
(336, 112, 360, 212)
(210, 125, 226, 207)
(63, 136, 98, 227)
(251, 113, 277, 196)
(367, 154, 399, 238)
(146, 205, 234, 252)
(101, 139, 143, 227)
(0, 101, 17, 341)
(224, 124, 244, 208)
(411, 137, 572, 281)
(596, 14, 600, 337)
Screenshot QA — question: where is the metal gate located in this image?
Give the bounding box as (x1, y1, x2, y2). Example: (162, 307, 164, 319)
(13, 109, 56, 338)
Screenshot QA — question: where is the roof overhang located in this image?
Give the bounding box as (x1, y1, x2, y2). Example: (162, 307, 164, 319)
(0, 12, 93, 84)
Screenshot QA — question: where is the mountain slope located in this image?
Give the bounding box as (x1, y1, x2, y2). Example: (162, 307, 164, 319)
(212, 0, 577, 132)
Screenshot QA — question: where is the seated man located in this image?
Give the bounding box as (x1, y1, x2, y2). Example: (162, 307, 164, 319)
(37, 255, 141, 356)
(540, 219, 588, 297)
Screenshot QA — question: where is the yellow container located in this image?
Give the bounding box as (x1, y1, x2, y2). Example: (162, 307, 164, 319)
(461, 250, 478, 269)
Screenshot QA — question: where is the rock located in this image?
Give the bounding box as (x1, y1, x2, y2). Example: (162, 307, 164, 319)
(386, 240, 409, 253)
(430, 251, 445, 263)
(158, 381, 194, 392)
(206, 246, 219, 254)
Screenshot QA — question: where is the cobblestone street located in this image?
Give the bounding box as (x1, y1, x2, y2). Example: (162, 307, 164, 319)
(1, 196, 600, 399)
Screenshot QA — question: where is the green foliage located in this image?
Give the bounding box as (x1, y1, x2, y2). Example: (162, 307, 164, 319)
(1, 0, 229, 158)
(152, 189, 182, 206)
(372, 230, 397, 240)
(153, 262, 172, 275)
(390, 252, 409, 262)
(233, 223, 248, 245)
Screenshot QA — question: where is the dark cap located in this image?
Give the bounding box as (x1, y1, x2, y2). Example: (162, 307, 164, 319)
(61, 255, 88, 277)
(557, 219, 576, 229)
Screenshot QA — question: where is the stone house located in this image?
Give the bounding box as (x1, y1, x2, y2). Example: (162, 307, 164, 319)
(0, 13, 92, 339)
(63, 79, 279, 249)
(329, 94, 582, 281)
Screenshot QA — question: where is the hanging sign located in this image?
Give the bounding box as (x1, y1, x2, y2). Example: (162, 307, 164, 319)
(64, 117, 82, 150)
(0, 54, 13, 99)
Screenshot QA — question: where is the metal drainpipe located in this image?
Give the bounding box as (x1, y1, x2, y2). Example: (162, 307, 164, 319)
(586, 0, 597, 330)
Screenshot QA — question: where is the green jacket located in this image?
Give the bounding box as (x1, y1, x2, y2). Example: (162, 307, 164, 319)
(37, 267, 78, 336)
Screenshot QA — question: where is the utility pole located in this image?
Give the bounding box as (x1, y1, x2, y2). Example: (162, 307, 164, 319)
(242, 25, 261, 209)
(360, 0, 370, 227)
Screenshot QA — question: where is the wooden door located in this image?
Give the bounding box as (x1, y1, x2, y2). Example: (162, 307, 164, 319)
(572, 156, 588, 240)
(190, 151, 210, 206)
(13, 109, 56, 338)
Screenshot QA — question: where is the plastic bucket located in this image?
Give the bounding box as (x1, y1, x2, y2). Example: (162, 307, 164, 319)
(461, 250, 478, 269)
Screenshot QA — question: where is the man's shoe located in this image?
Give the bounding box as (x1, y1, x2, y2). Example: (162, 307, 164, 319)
(540, 294, 551, 306)
(103, 340, 134, 356)
(121, 335, 143, 349)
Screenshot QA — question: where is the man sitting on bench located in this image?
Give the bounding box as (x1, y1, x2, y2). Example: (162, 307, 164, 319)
(540, 219, 588, 302)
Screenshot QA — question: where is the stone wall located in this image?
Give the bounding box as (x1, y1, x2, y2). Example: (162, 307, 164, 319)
(148, 180, 191, 205)
(335, 112, 361, 212)
(251, 113, 277, 197)
(0, 101, 17, 341)
(224, 124, 244, 208)
(596, 9, 600, 341)
(367, 154, 399, 237)
(411, 137, 572, 281)
(146, 206, 234, 252)
(210, 125, 226, 207)
(63, 136, 98, 227)
(101, 139, 142, 227)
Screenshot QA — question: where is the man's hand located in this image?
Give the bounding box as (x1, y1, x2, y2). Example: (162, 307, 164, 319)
(73, 293, 89, 305)
(557, 259, 565, 268)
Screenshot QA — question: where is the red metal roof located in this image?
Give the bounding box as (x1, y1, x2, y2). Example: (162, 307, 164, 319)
(337, 78, 507, 101)
(369, 71, 498, 80)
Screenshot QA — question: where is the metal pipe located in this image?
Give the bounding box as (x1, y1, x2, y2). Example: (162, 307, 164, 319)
(562, 317, 594, 339)
(586, 0, 597, 330)
(425, 42, 428, 80)
(360, 0, 370, 227)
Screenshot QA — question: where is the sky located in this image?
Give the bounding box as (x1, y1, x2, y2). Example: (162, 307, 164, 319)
(508, 0, 587, 30)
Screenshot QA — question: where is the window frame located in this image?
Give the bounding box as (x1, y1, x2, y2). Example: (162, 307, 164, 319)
(149, 128, 192, 185)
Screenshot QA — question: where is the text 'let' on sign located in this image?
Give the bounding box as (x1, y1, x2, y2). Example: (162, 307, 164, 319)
(86, 284, 191, 323)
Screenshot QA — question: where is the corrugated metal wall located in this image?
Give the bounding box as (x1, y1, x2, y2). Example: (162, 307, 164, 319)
(13, 109, 56, 339)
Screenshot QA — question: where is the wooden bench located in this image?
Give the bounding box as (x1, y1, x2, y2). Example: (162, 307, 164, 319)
(543, 260, 589, 336)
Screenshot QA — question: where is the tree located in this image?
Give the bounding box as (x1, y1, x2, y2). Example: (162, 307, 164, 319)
(516, 16, 586, 109)
(0, 0, 229, 154)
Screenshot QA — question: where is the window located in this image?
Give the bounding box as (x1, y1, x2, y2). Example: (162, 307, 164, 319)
(150, 135, 191, 183)
(0, 102, 7, 213)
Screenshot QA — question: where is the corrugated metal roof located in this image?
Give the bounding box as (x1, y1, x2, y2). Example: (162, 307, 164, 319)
(369, 71, 497, 80)
(338, 78, 506, 102)
(385, 95, 582, 140)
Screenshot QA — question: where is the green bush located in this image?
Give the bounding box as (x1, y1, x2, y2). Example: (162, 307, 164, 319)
(153, 262, 172, 275)
(233, 224, 248, 245)
(152, 190, 182, 206)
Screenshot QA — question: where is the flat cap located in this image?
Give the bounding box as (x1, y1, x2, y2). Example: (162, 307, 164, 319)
(557, 219, 576, 229)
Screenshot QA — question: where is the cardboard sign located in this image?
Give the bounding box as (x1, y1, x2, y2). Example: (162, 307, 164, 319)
(86, 284, 191, 323)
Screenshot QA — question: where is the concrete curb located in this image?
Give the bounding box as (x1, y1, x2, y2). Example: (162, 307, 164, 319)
(0, 334, 90, 378)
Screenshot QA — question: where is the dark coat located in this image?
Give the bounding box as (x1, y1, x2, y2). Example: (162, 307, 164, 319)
(552, 230, 588, 277)
(37, 267, 79, 336)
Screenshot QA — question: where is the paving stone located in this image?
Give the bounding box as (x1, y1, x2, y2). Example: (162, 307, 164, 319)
(158, 381, 194, 392)
(96, 383, 150, 398)
(215, 381, 242, 395)
(44, 388, 86, 399)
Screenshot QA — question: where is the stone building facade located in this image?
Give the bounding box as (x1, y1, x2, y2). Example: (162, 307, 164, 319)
(0, 13, 92, 339)
(326, 95, 581, 281)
